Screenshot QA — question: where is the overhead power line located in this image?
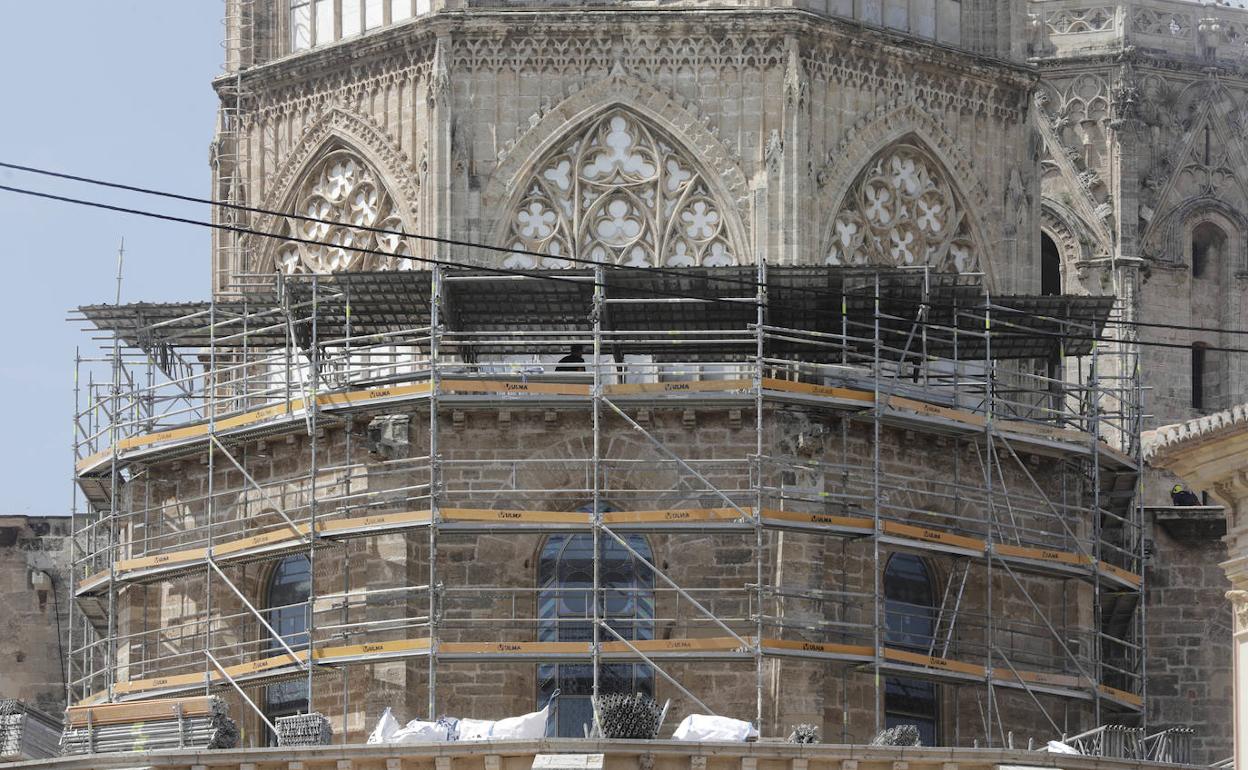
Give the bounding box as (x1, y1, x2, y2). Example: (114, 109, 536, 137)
(4, 159, 1248, 341)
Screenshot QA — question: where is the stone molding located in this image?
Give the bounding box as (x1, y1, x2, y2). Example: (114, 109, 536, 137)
(1143, 401, 1248, 463)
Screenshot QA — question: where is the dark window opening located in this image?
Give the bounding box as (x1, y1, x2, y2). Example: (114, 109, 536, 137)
(883, 553, 939, 745)
(1041, 233, 1062, 296)
(263, 554, 311, 743)
(1192, 343, 1207, 411)
(538, 530, 655, 737)
(1192, 222, 1226, 279)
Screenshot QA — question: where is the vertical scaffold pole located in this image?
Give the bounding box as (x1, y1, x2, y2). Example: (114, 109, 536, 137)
(69, 350, 80, 705)
(307, 275, 320, 709)
(428, 264, 442, 719)
(871, 272, 882, 735)
(754, 256, 767, 730)
(204, 294, 217, 697)
(983, 291, 995, 747)
(592, 261, 604, 723)
(1089, 335, 1103, 726)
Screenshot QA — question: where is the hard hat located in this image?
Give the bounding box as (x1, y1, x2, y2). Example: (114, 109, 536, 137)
(1171, 484, 1184, 494)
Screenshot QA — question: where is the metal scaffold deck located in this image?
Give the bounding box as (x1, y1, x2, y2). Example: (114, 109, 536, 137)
(67, 264, 1146, 743)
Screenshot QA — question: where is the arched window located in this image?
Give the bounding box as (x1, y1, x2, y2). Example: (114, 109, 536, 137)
(883, 553, 938, 746)
(1041, 232, 1062, 296)
(538, 532, 655, 737)
(1192, 342, 1210, 411)
(1191, 222, 1226, 280)
(263, 555, 311, 741)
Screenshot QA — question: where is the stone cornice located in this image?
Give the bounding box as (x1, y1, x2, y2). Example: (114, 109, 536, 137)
(1143, 402, 1248, 465)
(219, 7, 1035, 121)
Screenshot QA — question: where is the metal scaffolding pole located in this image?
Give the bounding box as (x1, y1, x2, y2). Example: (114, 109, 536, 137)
(428, 264, 442, 719)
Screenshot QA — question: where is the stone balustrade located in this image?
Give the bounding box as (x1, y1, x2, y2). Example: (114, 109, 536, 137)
(1032, 0, 1248, 61)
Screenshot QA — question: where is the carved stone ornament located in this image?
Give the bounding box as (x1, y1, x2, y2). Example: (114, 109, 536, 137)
(274, 148, 415, 274)
(502, 108, 741, 269)
(1227, 590, 1248, 630)
(826, 143, 978, 273)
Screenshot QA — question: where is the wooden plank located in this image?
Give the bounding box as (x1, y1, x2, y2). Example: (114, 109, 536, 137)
(116, 546, 208, 575)
(76, 569, 110, 594)
(316, 637, 431, 661)
(320, 509, 432, 536)
(600, 637, 744, 654)
(604, 380, 752, 396)
(995, 543, 1088, 570)
(319, 382, 431, 408)
(1098, 684, 1144, 708)
(66, 696, 219, 727)
(112, 670, 212, 696)
(995, 420, 1090, 445)
(761, 509, 873, 531)
(881, 521, 985, 554)
(441, 379, 591, 397)
(214, 399, 305, 432)
(602, 508, 742, 525)
(211, 525, 309, 558)
(439, 641, 589, 655)
(992, 667, 1081, 689)
(441, 508, 589, 525)
(762, 639, 874, 658)
(886, 396, 986, 427)
(1099, 561, 1143, 588)
(761, 379, 874, 403)
(883, 648, 984, 677)
(222, 649, 308, 679)
(75, 449, 111, 474)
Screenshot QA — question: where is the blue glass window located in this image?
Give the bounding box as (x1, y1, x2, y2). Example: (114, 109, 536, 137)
(883, 553, 938, 745)
(537, 533, 655, 737)
(264, 555, 311, 741)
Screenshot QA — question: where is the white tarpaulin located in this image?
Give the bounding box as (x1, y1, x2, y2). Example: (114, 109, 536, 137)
(671, 714, 758, 742)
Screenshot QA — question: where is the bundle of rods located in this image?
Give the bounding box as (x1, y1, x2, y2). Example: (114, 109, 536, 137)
(0, 701, 62, 760)
(61, 696, 237, 755)
(594, 693, 663, 740)
(276, 712, 333, 747)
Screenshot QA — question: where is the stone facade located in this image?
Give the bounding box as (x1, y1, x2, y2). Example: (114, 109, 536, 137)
(0, 515, 72, 715)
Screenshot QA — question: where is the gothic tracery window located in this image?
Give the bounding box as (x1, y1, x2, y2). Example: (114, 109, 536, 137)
(826, 143, 978, 274)
(504, 109, 740, 269)
(274, 148, 414, 274)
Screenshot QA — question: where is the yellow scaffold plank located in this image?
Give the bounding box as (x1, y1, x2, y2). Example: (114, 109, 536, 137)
(605, 380, 753, 396)
(211, 525, 311, 558)
(439, 508, 590, 525)
(440, 379, 591, 397)
(602, 508, 743, 524)
(600, 637, 746, 654)
(115, 546, 209, 575)
(112, 670, 212, 696)
(886, 396, 987, 428)
(994, 543, 1088, 570)
(883, 648, 985, 677)
(66, 696, 221, 727)
(995, 419, 1090, 446)
(318, 382, 432, 408)
(75, 449, 111, 474)
(1098, 684, 1144, 708)
(316, 637, 431, 661)
(439, 641, 589, 655)
(762, 639, 874, 658)
(1099, 561, 1143, 588)
(760, 509, 874, 531)
(761, 379, 875, 403)
(318, 509, 432, 536)
(881, 521, 985, 554)
(992, 666, 1082, 690)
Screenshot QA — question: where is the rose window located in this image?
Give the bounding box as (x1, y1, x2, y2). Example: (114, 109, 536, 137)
(504, 110, 740, 269)
(274, 149, 414, 274)
(826, 144, 978, 273)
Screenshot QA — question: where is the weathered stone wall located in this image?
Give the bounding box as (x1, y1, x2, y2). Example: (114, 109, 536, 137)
(0, 515, 72, 715)
(114, 403, 1097, 747)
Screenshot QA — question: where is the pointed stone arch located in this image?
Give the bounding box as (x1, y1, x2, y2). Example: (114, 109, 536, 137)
(250, 107, 420, 274)
(818, 104, 990, 280)
(821, 135, 986, 277)
(484, 72, 750, 268)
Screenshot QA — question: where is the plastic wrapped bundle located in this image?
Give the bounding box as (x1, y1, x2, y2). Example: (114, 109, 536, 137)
(0, 701, 62, 760)
(870, 724, 921, 747)
(594, 693, 663, 740)
(276, 712, 333, 746)
(787, 724, 819, 744)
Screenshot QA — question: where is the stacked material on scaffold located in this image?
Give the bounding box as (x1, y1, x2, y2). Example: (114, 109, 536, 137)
(276, 712, 333, 746)
(0, 700, 62, 760)
(60, 696, 238, 755)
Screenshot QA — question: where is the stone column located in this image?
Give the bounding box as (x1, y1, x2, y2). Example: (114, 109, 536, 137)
(1226, 587, 1248, 770)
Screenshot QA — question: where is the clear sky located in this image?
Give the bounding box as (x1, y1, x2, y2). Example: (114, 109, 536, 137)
(0, 3, 222, 514)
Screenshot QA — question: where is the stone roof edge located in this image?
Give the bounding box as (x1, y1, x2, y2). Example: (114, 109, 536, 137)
(1142, 402, 1248, 462)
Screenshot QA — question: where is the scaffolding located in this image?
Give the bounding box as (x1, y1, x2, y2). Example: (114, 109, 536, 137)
(67, 264, 1146, 745)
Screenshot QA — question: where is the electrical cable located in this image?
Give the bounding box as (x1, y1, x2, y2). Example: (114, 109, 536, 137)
(6, 159, 1248, 340)
(5, 179, 1248, 354)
